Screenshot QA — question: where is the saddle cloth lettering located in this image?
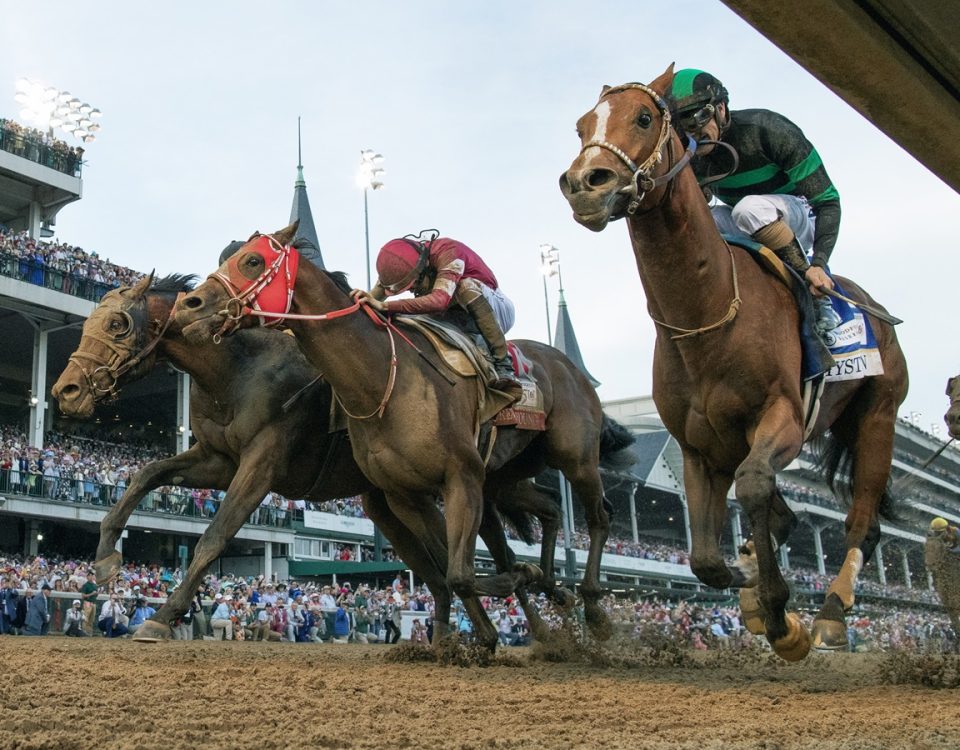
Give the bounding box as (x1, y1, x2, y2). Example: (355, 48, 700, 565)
(722, 235, 883, 385)
(395, 315, 546, 430)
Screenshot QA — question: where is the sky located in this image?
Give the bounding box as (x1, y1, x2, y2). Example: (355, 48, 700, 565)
(3, 1, 957, 436)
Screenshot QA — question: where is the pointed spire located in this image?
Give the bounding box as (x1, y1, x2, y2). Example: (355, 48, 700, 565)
(290, 117, 325, 269)
(553, 288, 600, 387)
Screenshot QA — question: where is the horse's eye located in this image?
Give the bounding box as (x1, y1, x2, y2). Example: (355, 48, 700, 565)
(637, 112, 653, 129)
(109, 320, 122, 330)
(246, 256, 260, 267)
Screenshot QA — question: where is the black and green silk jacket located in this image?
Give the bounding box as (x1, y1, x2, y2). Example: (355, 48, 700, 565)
(692, 108, 841, 268)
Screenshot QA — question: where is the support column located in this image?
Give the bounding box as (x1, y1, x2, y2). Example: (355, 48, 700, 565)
(680, 494, 692, 553)
(901, 548, 912, 589)
(628, 483, 639, 544)
(25, 520, 40, 556)
(730, 506, 744, 552)
(176, 372, 192, 452)
(559, 476, 577, 578)
(928, 571, 934, 590)
(408, 569, 415, 592)
(875, 542, 886, 586)
(27, 200, 43, 239)
(263, 542, 273, 582)
(29, 326, 50, 450)
(812, 524, 826, 576)
(779, 545, 790, 569)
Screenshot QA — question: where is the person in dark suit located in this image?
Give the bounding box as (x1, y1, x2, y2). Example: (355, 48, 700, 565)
(23, 583, 51, 636)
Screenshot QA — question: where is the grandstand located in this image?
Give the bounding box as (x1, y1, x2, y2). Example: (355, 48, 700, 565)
(1, 111, 959, 614)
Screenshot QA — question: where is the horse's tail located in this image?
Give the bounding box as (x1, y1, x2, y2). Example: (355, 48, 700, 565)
(599, 414, 636, 469)
(598, 414, 637, 517)
(814, 431, 900, 522)
(498, 506, 538, 546)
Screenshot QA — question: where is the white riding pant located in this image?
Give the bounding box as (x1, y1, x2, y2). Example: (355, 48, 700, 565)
(711, 194, 816, 253)
(480, 283, 516, 333)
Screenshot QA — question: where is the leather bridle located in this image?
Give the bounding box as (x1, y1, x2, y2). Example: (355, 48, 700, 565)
(579, 82, 697, 215)
(68, 290, 181, 400)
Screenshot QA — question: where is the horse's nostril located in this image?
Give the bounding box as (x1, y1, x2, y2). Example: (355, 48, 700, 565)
(183, 296, 203, 310)
(586, 168, 616, 188)
(60, 384, 80, 400)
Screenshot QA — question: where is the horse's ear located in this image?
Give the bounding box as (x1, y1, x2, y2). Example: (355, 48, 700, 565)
(272, 221, 299, 247)
(649, 62, 676, 96)
(599, 84, 611, 97)
(131, 270, 154, 298)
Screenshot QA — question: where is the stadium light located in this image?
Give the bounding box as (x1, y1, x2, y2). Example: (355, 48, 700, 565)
(358, 149, 386, 289)
(538, 244, 561, 345)
(12, 78, 102, 144)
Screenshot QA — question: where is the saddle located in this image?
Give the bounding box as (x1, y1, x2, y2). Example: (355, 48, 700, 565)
(723, 235, 884, 439)
(394, 314, 546, 431)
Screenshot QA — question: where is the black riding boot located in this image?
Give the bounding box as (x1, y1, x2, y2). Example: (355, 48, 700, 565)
(466, 296, 523, 401)
(753, 221, 836, 378)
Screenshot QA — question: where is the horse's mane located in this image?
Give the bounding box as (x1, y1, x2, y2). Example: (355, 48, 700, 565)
(323, 269, 352, 295)
(151, 273, 198, 293)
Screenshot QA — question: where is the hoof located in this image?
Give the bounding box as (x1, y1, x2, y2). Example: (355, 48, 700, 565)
(739, 586, 766, 635)
(771, 612, 811, 662)
(135, 620, 173, 641)
(513, 562, 544, 584)
(94, 551, 123, 586)
(811, 618, 849, 651)
(552, 587, 577, 610)
(585, 603, 612, 641)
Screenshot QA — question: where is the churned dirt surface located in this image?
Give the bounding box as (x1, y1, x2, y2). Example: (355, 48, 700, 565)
(0, 637, 958, 750)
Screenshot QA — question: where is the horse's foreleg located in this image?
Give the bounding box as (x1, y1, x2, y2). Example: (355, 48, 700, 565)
(683, 450, 737, 587)
(95, 445, 234, 584)
(812, 410, 894, 650)
(145, 452, 274, 637)
(736, 398, 810, 661)
(441, 464, 497, 649)
(361, 489, 452, 646)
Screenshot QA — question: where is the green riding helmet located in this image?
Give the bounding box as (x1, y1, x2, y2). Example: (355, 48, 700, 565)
(667, 68, 729, 132)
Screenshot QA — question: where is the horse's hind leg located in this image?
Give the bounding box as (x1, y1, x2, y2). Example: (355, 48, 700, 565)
(735, 397, 810, 661)
(811, 403, 897, 650)
(562, 464, 611, 640)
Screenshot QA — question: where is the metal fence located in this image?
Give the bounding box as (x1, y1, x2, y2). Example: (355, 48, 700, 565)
(0, 120, 83, 177)
(0, 471, 297, 529)
(0, 251, 116, 302)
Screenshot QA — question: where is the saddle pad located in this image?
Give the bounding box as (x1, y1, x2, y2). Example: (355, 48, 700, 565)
(821, 280, 883, 383)
(394, 315, 546, 429)
(722, 234, 883, 384)
(492, 380, 547, 431)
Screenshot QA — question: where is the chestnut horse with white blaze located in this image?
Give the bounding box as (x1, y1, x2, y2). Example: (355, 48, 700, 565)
(560, 65, 908, 659)
(173, 225, 628, 644)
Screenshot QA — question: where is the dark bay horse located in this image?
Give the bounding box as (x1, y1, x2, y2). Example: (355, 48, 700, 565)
(50, 273, 596, 646)
(174, 224, 625, 643)
(560, 65, 908, 659)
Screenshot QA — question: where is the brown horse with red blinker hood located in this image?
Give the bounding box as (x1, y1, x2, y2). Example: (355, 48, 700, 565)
(174, 224, 632, 646)
(560, 65, 908, 659)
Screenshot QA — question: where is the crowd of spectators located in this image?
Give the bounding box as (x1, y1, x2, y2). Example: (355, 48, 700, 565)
(0, 119, 83, 176)
(1, 554, 954, 653)
(0, 226, 142, 302)
(789, 567, 940, 606)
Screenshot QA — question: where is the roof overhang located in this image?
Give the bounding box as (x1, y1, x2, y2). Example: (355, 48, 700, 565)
(721, 0, 960, 194)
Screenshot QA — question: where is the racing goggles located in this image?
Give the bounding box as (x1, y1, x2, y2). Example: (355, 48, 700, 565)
(676, 103, 716, 133)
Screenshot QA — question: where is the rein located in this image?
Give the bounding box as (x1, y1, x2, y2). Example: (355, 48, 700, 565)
(580, 82, 697, 214)
(69, 293, 183, 399)
(210, 234, 402, 419)
(648, 242, 742, 340)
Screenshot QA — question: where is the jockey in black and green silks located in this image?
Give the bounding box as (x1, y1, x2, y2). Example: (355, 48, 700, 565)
(667, 68, 842, 340)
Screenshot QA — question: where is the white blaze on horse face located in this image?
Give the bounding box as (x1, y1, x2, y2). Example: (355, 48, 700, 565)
(582, 101, 612, 168)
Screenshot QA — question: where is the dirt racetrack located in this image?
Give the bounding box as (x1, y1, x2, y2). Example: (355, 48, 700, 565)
(0, 637, 958, 750)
